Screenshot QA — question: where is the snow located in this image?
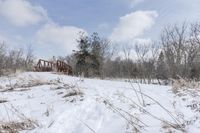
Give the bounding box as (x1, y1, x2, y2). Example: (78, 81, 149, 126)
(0, 72, 200, 133)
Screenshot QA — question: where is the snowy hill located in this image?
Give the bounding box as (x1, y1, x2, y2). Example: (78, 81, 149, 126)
(0, 72, 199, 133)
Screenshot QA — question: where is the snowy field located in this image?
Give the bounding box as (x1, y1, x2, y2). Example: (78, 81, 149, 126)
(0, 72, 200, 133)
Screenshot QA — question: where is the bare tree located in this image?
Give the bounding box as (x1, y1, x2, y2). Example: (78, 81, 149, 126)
(134, 43, 150, 83)
(161, 23, 188, 78)
(25, 44, 35, 71)
(0, 42, 6, 75)
(187, 22, 200, 79)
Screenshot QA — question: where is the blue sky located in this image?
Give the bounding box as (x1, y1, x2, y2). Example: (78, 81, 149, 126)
(0, 0, 200, 59)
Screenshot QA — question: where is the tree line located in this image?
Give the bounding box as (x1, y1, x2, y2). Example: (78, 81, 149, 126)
(1, 22, 200, 82)
(0, 43, 34, 76)
(64, 22, 200, 82)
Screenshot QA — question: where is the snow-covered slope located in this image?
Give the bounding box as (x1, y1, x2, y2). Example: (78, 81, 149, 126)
(0, 72, 199, 133)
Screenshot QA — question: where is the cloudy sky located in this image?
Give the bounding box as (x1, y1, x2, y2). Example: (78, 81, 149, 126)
(0, 0, 200, 59)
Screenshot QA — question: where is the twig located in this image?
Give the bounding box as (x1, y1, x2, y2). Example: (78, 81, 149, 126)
(76, 118, 96, 133)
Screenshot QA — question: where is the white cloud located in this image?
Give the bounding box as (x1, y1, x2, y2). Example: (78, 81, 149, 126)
(110, 10, 158, 43)
(0, 0, 47, 26)
(36, 22, 87, 55)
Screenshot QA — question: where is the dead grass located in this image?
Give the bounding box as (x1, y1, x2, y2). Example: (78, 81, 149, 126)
(102, 79, 188, 133)
(103, 99, 145, 132)
(0, 120, 36, 133)
(162, 122, 187, 133)
(171, 77, 200, 94)
(50, 83, 77, 90)
(13, 78, 53, 88)
(0, 85, 3, 90)
(0, 98, 8, 103)
(1, 76, 62, 92)
(0, 100, 7, 103)
(62, 91, 83, 98)
(49, 79, 84, 100)
(57, 92, 64, 95)
(0, 104, 39, 133)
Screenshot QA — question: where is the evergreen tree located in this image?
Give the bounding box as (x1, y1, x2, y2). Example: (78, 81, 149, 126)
(90, 32, 102, 76)
(74, 32, 108, 77)
(75, 33, 91, 77)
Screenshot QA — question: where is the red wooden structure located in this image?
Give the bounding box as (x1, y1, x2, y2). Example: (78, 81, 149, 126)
(35, 59, 54, 72)
(35, 59, 72, 75)
(56, 60, 73, 75)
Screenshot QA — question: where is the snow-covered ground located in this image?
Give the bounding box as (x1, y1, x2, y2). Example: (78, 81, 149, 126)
(0, 72, 200, 133)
